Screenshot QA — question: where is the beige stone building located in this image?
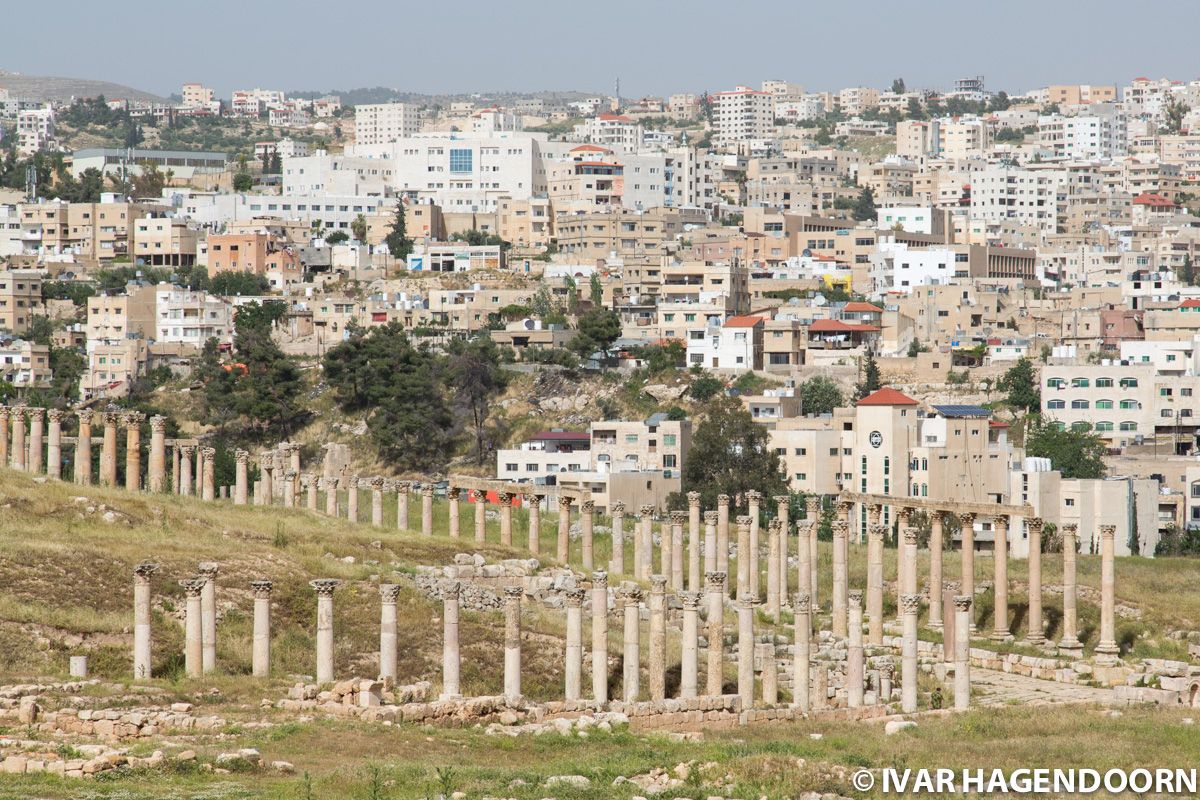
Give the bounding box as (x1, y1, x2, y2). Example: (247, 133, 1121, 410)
(0, 269, 45, 334)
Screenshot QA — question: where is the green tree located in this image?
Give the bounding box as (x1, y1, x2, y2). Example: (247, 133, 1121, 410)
(210, 271, 269, 296)
(384, 202, 414, 260)
(447, 335, 508, 465)
(1025, 417, 1106, 479)
(1163, 97, 1189, 135)
(351, 214, 368, 243)
(589, 272, 603, 306)
(891, 78, 906, 94)
(852, 185, 876, 221)
(853, 351, 882, 401)
(570, 309, 622, 359)
(1179, 255, 1195, 286)
(688, 374, 724, 402)
(233, 171, 254, 192)
(798, 376, 844, 416)
(680, 398, 787, 511)
(997, 356, 1040, 414)
(325, 230, 350, 245)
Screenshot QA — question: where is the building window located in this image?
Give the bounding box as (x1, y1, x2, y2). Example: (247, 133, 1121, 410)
(449, 149, 473, 173)
(1119, 421, 1138, 431)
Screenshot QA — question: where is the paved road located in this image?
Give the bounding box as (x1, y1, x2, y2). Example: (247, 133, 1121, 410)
(970, 668, 1119, 707)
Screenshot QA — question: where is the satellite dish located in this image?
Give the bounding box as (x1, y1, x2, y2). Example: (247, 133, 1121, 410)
(812, 292, 828, 306)
(788, 297, 801, 306)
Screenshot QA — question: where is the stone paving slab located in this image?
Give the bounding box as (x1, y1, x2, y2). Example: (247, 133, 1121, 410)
(970, 668, 1118, 707)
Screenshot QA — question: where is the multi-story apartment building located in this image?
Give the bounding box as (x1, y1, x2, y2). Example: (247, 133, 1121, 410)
(86, 285, 157, 343)
(589, 415, 690, 475)
(0, 270, 45, 334)
(686, 314, 764, 371)
(0, 339, 51, 388)
(80, 338, 149, 401)
(180, 83, 215, 109)
(837, 87, 880, 116)
(205, 232, 302, 287)
(1046, 84, 1116, 106)
(134, 217, 199, 267)
(1040, 362, 1160, 446)
(154, 288, 234, 346)
(968, 165, 1075, 235)
(353, 103, 420, 145)
(713, 87, 773, 147)
(1037, 110, 1127, 160)
(17, 107, 54, 155)
(553, 207, 682, 262)
(495, 430, 591, 485)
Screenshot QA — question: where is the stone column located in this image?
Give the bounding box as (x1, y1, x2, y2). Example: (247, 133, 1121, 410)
(687, 492, 701, 590)
(706, 571, 726, 697)
(867, 523, 885, 645)
(591, 572, 608, 703)
(992, 515, 1010, 641)
(774, 495, 789, 602)
(878, 659, 894, 706)
(446, 487, 461, 538)
(648, 575, 667, 701)
(367, 478, 383, 526)
(46, 409, 63, 480)
(579, 497, 593, 567)
(793, 592, 811, 712)
(233, 450, 249, 505)
(100, 410, 119, 485)
(311, 579, 339, 684)
(347, 476, 361, 523)
(75, 410, 94, 485)
(122, 411, 143, 491)
(902, 525, 919, 612)
(396, 482, 410, 530)
(668, 511, 685, 591)
(1026, 517, 1045, 646)
(0, 407, 8, 467)
(959, 512, 976, 630)
(928, 512, 945, 630)
(703, 510, 718, 576)
(171, 443, 180, 493)
(1095, 524, 1119, 663)
(441, 581, 462, 700)
(761, 641, 778, 706)
(258, 456, 273, 506)
(716, 494, 730, 578)
(679, 590, 701, 700)
(735, 515, 751, 601)
(564, 588, 584, 702)
(474, 491, 487, 543)
(813, 664, 828, 710)
(282, 472, 296, 510)
(324, 477, 339, 517)
(768, 519, 784, 621)
(747, 490, 761, 600)
(251, 580, 272, 678)
(181, 579, 204, 678)
(954, 594, 972, 710)
(180, 447, 195, 497)
(608, 502, 625, 574)
(9, 406, 25, 471)
(304, 474, 319, 511)
(737, 597, 754, 708)
(638, 505, 654, 581)
(379, 584, 400, 682)
(198, 562, 219, 673)
(503, 586, 523, 702)
(202, 443, 217, 501)
(145, 415, 165, 492)
(848, 589, 865, 707)
(500, 492, 515, 547)
(1059, 523, 1082, 655)
(557, 496, 571, 563)
(796, 521, 812, 614)
(420, 484, 434, 535)
(620, 587, 642, 702)
(806, 497, 821, 610)
(27, 407, 44, 475)
(832, 517, 849, 638)
(526, 494, 542, 556)
(133, 562, 158, 680)
(900, 593, 920, 713)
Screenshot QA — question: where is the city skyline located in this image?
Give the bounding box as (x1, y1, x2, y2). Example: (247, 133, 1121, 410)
(5, 0, 1200, 99)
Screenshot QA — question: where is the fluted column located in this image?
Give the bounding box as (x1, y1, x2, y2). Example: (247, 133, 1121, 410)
(132, 562, 158, 680)
(474, 490, 486, 543)
(304, 474, 319, 511)
(198, 562, 218, 673)
(901, 524, 919, 615)
(146, 415, 165, 491)
(773, 495, 789, 602)
(900, 593, 920, 713)
(805, 496, 821, 609)
(499, 491, 515, 547)
(992, 515, 1010, 640)
(686, 491, 701, 590)
(848, 589, 864, 707)
(637, 505, 654, 580)
(677, 590, 700, 700)
(766, 518, 781, 622)
(954, 594, 972, 710)
(793, 592, 811, 712)
(123, 411, 144, 491)
(441, 581, 462, 700)
(927, 512, 945, 630)
(1058, 523, 1082, 655)
(10, 406, 25, 471)
(705, 571, 725, 697)
(421, 484, 434, 535)
(620, 587, 642, 702)
(27, 407, 44, 475)
(201, 447, 216, 501)
(251, 580, 272, 677)
(557, 496, 571, 563)
(1095, 524, 1119, 663)
(324, 477, 339, 517)
(396, 482, 410, 530)
(832, 513, 849, 638)
(379, 584, 400, 681)
(99, 410, 118, 485)
(716, 494, 730, 579)
(347, 476, 361, 523)
(591, 572, 608, 703)
(668, 511, 685, 591)
(703, 510, 718, 576)
(446, 487, 461, 538)
(648, 575, 667, 701)
(959, 512, 976, 630)
(564, 588, 584, 702)
(46, 409, 63, 480)
(735, 515, 751, 600)
(1025, 516, 1045, 646)
(503, 586, 523, 702)
(608, 502, 625, 574)
(747, 490, 761, 601)
(233, 450, 249, 505)
(867, 523, 885, 645)
(575, 496, 590, 562)
(311, 579, 340, 684)
(796, 521, 812, 620)
(526, 494, 542, 556)
(181, 579, 204, 678)
(737, 597, 754, 708)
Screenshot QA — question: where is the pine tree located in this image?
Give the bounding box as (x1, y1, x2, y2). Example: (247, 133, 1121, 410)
(384, 202, 413, 260)
(853, 351, 882, 400)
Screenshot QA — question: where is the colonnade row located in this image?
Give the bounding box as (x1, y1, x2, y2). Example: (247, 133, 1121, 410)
(131, 562, 978, 714)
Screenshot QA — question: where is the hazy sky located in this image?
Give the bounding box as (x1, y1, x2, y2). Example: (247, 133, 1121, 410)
(6, 0, 1200, 99)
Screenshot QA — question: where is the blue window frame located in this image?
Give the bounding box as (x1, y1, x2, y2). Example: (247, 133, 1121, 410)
(449, 148, 473, 173)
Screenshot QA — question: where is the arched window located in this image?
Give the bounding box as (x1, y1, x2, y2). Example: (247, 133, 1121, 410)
(1047, 377, 1066, 388)
(912, 483, 919, 496)
(1120, 377, 1139, 388)
(921, 483, 928, 497)
(1071, 421, 1090, 432)
(1095, 377, 1114, 388)
(1052, 421, 1067, 431)
(1095, 421, 1114, 432)
(1119, 421, 1138, 431)
(1071, 399, 1089, 409)
(1071, 377, 1090, 388)
(1095, 399, 1113, 409)
(1047, 399, 1065, 409)
(1119, 399, 1139, 410)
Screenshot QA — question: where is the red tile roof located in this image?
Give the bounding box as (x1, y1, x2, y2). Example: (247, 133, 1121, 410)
(856, 387, 919, 406)
(723, 315, 765, 328)
(808, 319, 880, 333)
(570, 144, 609, 152)
(1133, 193, 1177, 208)
(1180, 299, 1200, 309)
(843, 301, 883, 313)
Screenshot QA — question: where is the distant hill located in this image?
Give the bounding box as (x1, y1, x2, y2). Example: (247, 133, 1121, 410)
(0, 70, 163, 103)
(288, 86, 597, 107)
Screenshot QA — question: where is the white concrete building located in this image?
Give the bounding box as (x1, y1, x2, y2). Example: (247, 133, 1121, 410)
(868, 239, 960, 295)
(154, 288, 233, 345)
(713, 87, 774, 147)
(354, 102, 420, 145)
(1037, 109, 1127, 160)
